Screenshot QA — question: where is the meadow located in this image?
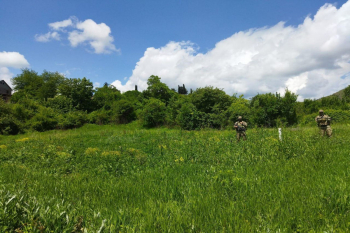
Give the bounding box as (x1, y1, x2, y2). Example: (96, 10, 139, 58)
(1, 124, 350, 232)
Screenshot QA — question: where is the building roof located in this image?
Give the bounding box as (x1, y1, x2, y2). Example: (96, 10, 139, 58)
(0, 80, 13, 91)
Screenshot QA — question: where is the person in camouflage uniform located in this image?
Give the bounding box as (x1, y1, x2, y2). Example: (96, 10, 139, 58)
(315, 109, 332, 137)
(234, 116, 247, 142)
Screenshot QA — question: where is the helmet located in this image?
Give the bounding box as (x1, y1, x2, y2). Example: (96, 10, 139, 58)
(237, 116, 242, 120)
(319, 109, 324, 113)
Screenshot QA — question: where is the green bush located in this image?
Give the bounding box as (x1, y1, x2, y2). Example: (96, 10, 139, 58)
(0, 100, 22, 135)
(28, 107, 58, 132)
(300, 109, 350, 126)
(0, 115, 22, 135)
(140, 98, 166, 128)
(176, 102, 200, 130)
(111, 99, 136, 124)
(45, 96, 74, 113)
(88, 109, 111, 125)
(57, 111, 88, 129)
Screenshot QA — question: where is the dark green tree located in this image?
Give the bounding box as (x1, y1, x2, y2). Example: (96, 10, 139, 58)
(111, 99, 136, 124)
(12, 69, 65, 101)
(191, 86, 232, 114)
(143, 75, 173, 104)
(93, 84, 122, 110)
(140, 98, 167, 127)
(58, 77, 94, 112)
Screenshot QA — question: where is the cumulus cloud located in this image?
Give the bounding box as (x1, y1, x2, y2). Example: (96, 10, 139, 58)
(112, 1, 350, 100)
(35, 31, 60, 42)
(0, 52, 30, 69)
(0, 52, 30, 87)
(49, 18, 74, 31)
(36, 17, 118, 54)
(0, 67, 14, 87)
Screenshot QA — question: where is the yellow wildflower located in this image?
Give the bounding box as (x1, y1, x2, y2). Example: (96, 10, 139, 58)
(0, 145, 7, 149)
(158, 145, 167, 150)
(85, 147, 99, 155)
(56, 152, 70, 157)
(175, 157, 185, 163)
(102, 151, 121, 156)
(16, 138, 30, 142)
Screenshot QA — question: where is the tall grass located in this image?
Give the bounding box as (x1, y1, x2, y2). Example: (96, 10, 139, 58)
(1, 124, 350, 232)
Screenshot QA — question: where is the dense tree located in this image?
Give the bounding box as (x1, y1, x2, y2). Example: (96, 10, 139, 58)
(227, 95, 251, 125)
(143, 75, 173, 104)
(111, 99, 136, 124)
(12, 69, 65, 101)
(140, 98, 167, 127)
(191, 86, 232, 114)
(344, 85, 350, 102)
(93, 84, 122, 110)
(58, 77, 94, 112)
(250, 90, 298, 127)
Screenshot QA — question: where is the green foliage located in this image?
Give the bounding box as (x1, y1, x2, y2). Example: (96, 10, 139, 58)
(300, 109, 350, 126)
(250, 90, 298, 127)
(176, 102, 200, 130)
(88, 109, 112, 125)
(344, 85, 350, 102)
(227, 95, 251, 124)
(58, 77, 95, 112)
(166, 95, 191, 125)
(45, 95, 74, 113)
(140, 98, 167, 127)
(1, 125, 350, 231)
(28, 107, 58, 132)
(12, 69, 65, 101)
(191, 86, 232, 114)
(93, 84, 122, 109)
(0, 100, 22, 135)
(111, 99, 136, 124)
(142, 75, 173, 104)
(57, 111, 88, 129)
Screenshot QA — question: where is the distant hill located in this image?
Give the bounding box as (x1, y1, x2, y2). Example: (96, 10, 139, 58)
(318, 85, 349, 100)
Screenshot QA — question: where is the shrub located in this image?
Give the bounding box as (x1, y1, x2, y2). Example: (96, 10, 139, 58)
(45, 96, 74, 113)
(88, 109, 111, 125)
(176, 102, 200, 130)
(111, 99, 136, 124)
(57, 111, 88, 129)
(140, 98, 166, 127)
(299, 109, 350, 126)
(0, 100, 22, 135)
(28, 107, 58, 132)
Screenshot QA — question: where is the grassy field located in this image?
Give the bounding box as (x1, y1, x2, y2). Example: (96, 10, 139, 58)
(1, 124, 350, 232)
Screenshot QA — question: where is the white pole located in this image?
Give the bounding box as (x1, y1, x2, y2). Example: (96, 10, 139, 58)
(278, 128, 282, 141)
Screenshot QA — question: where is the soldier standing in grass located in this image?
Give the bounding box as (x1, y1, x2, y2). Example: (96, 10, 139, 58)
(234, 116, 247, 142)
(315, 109, 332, 137)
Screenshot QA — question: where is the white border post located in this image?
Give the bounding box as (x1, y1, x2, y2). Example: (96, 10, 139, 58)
(278, 128, 282, 141)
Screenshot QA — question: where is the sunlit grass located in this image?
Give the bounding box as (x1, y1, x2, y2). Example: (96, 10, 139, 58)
(1, 124, 350, 232)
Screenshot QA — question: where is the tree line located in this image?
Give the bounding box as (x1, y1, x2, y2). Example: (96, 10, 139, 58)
(1, 69, 349, 135)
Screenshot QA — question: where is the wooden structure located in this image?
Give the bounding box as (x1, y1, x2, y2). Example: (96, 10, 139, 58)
(0, 80, 12, 102)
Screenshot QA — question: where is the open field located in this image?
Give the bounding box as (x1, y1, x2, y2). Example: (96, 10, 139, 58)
(1, 124, 350, 232)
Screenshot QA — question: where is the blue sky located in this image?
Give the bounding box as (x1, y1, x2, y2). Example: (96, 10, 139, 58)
(1, 0, 350, 99)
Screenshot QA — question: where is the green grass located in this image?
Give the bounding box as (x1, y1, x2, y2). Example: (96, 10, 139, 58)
(1, 124, 350, 232)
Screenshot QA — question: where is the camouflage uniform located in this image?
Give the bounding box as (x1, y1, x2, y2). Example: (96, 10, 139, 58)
(315, 110, 332, 137)
(234, 117, 247, 141)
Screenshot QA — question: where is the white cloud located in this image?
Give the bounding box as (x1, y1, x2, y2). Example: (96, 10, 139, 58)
(68, 19, 118, 54)
(49, 18, 74, 31)
(0, 51, 30, 69)
(0, 67, 14, 87)
(36, 17, 118, 54)
(35, 31, 60, 42)
(112, 0, 350, 100)
(0, 52, 30, 87)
